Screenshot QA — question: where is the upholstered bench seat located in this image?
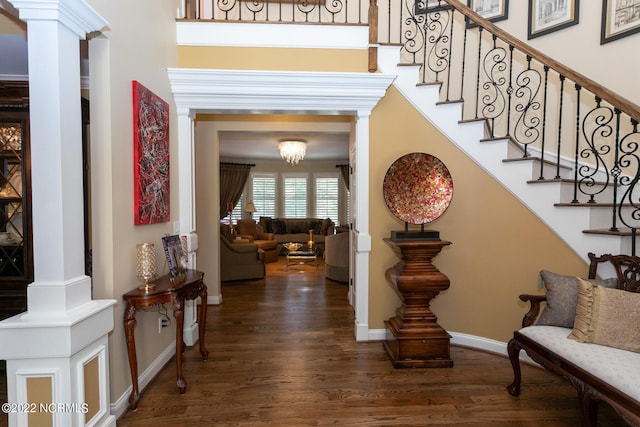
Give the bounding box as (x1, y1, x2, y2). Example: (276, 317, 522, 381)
(519, 325, 640, 402)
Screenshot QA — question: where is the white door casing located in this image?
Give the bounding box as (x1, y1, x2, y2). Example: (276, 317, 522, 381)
(168, 68, 394, 341)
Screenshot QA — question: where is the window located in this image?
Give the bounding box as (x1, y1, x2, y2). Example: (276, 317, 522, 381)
(284, 175, 307, 218)
(230, 193, 244, 223)
(252, 173, 276, 218)
(222, 193, 244, 224)
(315, 176, 339, 224)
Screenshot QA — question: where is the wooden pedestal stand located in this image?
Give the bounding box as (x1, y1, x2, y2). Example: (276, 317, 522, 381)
(383, 238, 453, 368)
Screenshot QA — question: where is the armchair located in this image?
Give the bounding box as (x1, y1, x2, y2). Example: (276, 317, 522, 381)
(220, 224, 265, 281)
(236, 219, 278, 263)
(324, 231, 349, 282)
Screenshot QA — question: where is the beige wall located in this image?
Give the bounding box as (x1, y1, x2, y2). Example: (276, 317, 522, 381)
(86, 0, 181, 403)
(178, 45, 368, 72)
(369, 86, 588, 340)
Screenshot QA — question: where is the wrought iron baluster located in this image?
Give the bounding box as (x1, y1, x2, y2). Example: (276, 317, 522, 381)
(555, 75, 566, 179)
(513, 55, 542, 158)
(443, 8, 455, 102)
(424, 9, 451, 84)
(505, 45, 514, 141)
(610, 108, 622, 232)
(402, 1, 425, 66)
(481, 34, 507, 139)
(457, 15, 469, 105)
(474, 26, 482, 120)
(538, 65, 549, 180)
(571, 84, 581, 204)
(578, 96, 612, 205)
(618, 119, 640, 255)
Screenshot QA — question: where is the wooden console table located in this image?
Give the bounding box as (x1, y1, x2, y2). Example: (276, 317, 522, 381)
(123, 269, 208, 410)
(383, 238, 453, 368)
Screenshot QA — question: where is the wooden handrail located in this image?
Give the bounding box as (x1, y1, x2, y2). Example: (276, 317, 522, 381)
(442, 0, 640, 123)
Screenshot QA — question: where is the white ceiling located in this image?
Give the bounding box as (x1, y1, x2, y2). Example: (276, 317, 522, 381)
(219, 130, 349, 161)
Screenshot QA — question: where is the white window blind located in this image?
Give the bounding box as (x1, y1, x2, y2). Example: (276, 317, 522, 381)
(252, 174, 276, 218)
(284, 176, 307, 218)
(315, 176, 339, 224)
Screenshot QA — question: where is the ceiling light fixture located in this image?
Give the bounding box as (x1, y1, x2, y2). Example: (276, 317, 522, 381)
(278, 139, 307, 165)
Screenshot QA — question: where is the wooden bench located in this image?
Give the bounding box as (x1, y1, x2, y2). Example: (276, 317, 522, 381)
(506, 253, 640, 427)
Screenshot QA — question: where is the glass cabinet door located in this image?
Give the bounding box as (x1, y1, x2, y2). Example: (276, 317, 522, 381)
(0, 105, 31, 320)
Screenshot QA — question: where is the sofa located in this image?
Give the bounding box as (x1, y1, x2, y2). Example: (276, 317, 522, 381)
(235, 219, 278, 263)
(258, 217, 335, 254)
(324, 231, 349, 282)
(219, 223, 265, 281)
(507, 253, 640, 426)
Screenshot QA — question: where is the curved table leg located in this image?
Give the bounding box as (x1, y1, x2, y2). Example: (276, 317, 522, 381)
(124, 303, 141, 410)
(198, 283, 209, 361)
(173, 297, 186, 393)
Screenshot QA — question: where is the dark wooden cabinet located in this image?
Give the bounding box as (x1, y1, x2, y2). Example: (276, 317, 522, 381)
(0, 82, 32, 321)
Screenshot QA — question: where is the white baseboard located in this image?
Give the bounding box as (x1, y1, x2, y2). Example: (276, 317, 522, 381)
(111, 341, 176, 420)
(368, 329, 535, 365)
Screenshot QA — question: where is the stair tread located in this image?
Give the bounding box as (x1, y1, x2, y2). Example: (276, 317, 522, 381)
(555, 202, 631, 207)
(526, 178, 613, 185)
(502, 156, 573, 170)
(583, 228, 639, 236)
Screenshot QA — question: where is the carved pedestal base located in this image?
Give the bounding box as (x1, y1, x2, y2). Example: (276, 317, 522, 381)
(383, 238, 453, 368)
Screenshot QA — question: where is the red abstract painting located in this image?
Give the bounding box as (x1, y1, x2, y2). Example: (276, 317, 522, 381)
(132, 81, 170, 225)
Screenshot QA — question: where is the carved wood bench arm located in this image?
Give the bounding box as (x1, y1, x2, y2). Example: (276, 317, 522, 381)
(518, 294, 546, 328)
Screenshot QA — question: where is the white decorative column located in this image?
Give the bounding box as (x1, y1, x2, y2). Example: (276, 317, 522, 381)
(176, 107, 200, 346)
(0, 1, 116, 426)
(353, 110, 371, 342)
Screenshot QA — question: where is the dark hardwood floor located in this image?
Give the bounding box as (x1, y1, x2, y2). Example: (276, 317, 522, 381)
(1, 257, 627, 426)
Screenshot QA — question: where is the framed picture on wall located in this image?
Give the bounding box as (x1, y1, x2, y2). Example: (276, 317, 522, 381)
(132, 81, 170, 225)
(601, 0, 640, 44)
(528, 0, 580, 39)
(467, 0, 509, 25)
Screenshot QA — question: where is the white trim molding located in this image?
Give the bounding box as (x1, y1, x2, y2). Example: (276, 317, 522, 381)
(168, 68, 395, 341)
(177, 22, 369, 50)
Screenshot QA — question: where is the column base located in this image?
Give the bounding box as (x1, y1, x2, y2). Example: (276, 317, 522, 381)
(383, 320, 454, 368)
(0, 299, 116, 426)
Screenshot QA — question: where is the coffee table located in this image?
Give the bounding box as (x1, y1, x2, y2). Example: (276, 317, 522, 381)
(284, 245, 318, 270)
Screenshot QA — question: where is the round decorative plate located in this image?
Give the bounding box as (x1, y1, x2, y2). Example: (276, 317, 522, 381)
(382, 153, 453, 224)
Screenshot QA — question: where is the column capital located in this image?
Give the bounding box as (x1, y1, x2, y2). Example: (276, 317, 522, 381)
(9, 0, 108, 38)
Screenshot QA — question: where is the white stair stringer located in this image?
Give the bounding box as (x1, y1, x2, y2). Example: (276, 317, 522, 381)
(377, 45, 628, 262)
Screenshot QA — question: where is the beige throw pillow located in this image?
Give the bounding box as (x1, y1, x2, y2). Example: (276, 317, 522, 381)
(568, 278, 640, 353)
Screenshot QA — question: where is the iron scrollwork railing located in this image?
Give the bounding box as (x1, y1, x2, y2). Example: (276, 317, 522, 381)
(184, 0, 364, 24)
(403, 0, 640, 254)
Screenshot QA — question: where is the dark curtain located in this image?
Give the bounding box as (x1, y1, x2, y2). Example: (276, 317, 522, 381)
(220, 162, 253, 220)
(337, 164, 350, 191)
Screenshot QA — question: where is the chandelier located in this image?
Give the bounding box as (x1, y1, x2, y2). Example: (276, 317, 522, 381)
(278, 140, 307, 165)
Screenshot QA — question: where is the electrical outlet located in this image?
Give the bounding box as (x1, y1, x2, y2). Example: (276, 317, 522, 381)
(158, 316, 170, 334)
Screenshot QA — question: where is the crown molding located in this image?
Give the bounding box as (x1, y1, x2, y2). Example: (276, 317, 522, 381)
(168, 68, 395, 115)
(8, 0, 108, 38)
